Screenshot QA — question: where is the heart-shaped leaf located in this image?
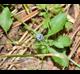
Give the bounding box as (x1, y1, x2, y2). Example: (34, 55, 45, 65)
(0, 7, 13, 33)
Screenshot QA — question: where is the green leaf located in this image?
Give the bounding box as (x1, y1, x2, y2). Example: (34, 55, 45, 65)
(41, 11, 51, 29)
(34, 41, 48, 54)
(42, 18, 50, 29)
(41, 46, 48, 54)
(36, 4, 47, 10)
(39, 12, 46, 16)
(59, 35, 72, 47)
(52, 54, 69, 68)
(45, 39, 55, 46)
(47, 13, 67, 37)
(52, 35, 72, 48)
(47, 47, 69, 68)
(53, 4, 63, 13)
(53, 41, 64, 48)
(65, 21, 72, 31)
(0, 7, 13, 33)
(46, 4, 63, 14)
(49, 4, 63, 14)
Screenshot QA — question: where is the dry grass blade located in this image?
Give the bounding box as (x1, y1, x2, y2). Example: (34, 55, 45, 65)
(69, 12, 80, 59)
(74, 4, 80, 19)
(12, 10, 39, 28)
(64, 4, 71, 12)
(68, 38, 80, 58)
(21, 24, 43, 46)
(61, 4, 66, 7)
(18, 24, 32, 44)
(70, 13, 80, 40)
(67, 14, 75, 23)
(71, 25, 80, 40)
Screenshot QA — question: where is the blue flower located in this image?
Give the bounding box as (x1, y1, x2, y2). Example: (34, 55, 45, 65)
(36, 33, 44, 41)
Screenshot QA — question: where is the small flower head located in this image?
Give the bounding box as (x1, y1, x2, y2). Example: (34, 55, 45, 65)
(36, 33, 44, 41)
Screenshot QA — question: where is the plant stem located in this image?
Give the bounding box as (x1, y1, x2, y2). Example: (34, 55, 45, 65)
(23, 4, 30, 14)
(0, 53, 54, 58)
